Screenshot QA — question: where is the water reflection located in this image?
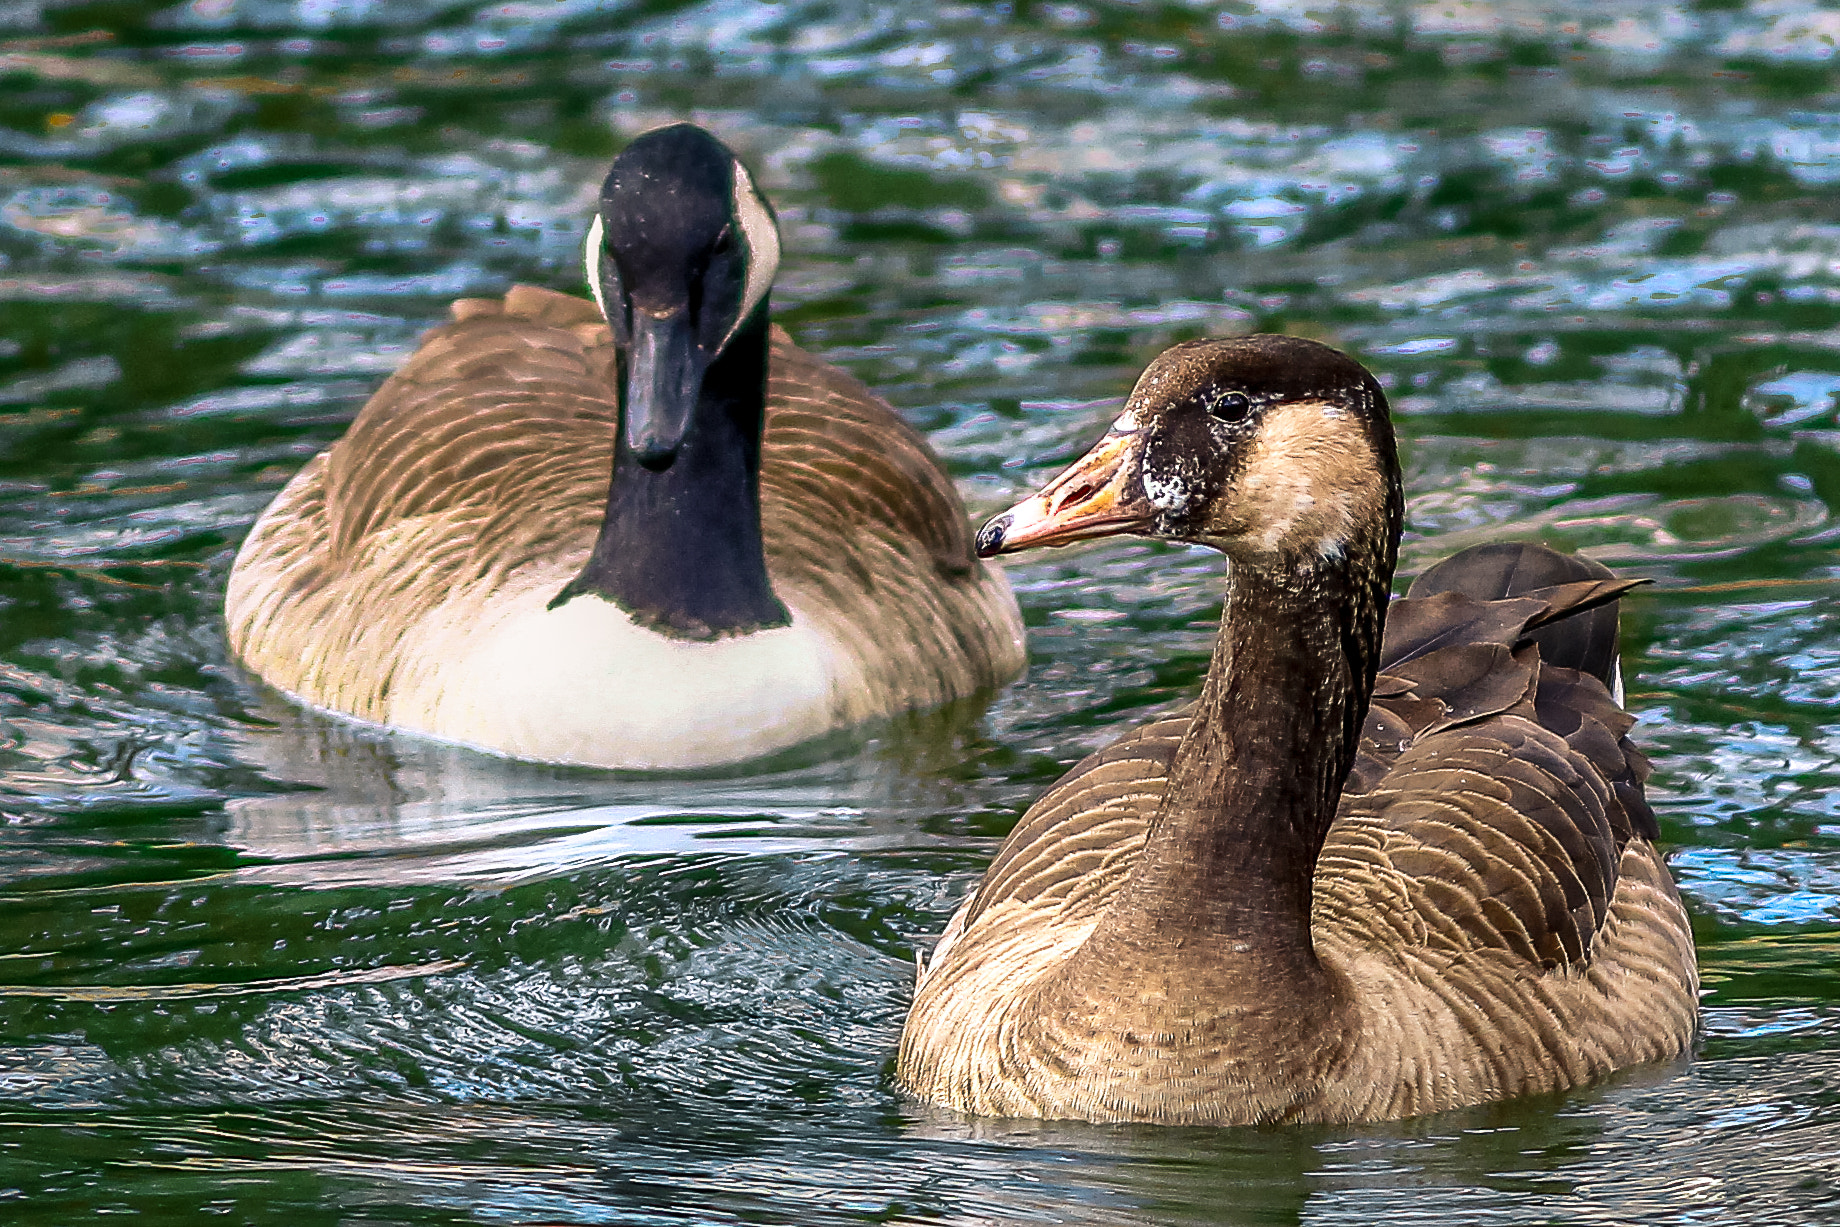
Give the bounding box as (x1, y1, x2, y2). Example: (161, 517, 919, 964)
(217, 687, 1031, 888)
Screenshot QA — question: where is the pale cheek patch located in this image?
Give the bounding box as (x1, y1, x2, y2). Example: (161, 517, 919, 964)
(1234, 401, 1381, 557)
(722, 160, 781, 351)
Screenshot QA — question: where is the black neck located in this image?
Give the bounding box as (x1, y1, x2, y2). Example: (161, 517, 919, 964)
(554, 305, 788, 638)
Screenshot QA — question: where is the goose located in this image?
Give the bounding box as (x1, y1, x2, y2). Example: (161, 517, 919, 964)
(224, 124, 1025, 770)
(897, 334, 1699, 1125)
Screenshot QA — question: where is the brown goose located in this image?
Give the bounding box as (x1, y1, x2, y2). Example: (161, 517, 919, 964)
(897, 335, 1698, 1124)
(224, 124, 1024, 770)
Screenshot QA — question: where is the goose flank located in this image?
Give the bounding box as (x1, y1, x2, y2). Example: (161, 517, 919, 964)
(897, 334, 1698, 1125)
(224, 124, 1024, 770)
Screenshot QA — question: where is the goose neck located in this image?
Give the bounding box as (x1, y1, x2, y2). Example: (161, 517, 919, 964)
(559, 306, 786, 638)
(1155, 557, 1383, 939)
(1062, 544, 1393, 1002)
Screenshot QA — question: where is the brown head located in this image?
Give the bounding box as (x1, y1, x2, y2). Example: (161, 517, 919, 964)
(977, 335, 1403, 577)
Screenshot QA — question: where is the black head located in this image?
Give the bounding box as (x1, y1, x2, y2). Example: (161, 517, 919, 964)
(586, 123, 781, 469)
(977, 335, 1402, 570)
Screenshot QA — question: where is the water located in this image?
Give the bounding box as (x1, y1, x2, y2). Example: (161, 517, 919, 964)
(3, 0, 1840, 1220)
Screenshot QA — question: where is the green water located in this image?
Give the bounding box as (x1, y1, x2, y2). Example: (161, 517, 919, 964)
(3, 0, 1840, 1221)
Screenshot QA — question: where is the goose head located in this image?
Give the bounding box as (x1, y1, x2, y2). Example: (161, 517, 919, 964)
(587, 123, 781, 471)
(976, 335, 1402, 575)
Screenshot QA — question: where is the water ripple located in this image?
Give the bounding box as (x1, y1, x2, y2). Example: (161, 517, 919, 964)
(1, 1, 1838, 1220)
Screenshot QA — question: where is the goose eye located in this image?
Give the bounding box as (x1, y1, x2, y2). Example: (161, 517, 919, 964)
(711, 225, 736, 257)
(1209, 391, 1251, 422)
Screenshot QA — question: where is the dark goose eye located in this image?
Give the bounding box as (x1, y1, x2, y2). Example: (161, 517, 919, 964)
(1209, 391, 1251, 422)
(711, 225, 736, 256)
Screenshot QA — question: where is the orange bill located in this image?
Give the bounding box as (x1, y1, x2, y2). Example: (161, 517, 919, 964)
(975, 430, 1156, 557)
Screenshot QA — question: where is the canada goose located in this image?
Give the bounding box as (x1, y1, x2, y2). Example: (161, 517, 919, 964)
(898, 335, 1698, 1125)
(225, 124, 1024, 770)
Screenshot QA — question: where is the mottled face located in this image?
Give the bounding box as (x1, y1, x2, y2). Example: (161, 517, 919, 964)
(978, 335, 1400, 567)
(584, 123, 782, 468)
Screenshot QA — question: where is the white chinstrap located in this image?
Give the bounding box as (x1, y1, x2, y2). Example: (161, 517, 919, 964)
(725, 160, 780, 351)
(585, 214, 610, 323)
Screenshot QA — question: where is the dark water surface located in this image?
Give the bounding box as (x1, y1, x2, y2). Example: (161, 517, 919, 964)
(3, 0, 1840, 1221)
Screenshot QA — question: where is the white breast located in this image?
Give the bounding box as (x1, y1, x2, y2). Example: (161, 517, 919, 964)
(377, 575, 862, 771)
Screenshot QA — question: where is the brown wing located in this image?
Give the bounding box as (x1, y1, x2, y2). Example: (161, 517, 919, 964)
(756, 326, 1023, 705)
(762, 332, 978, 581)
(1322, 570, 1658, 973)
(948, 547, 1658, 978)
(321, 286, 613, 585)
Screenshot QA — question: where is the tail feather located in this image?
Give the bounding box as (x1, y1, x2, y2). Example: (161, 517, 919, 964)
(1407, 543, 1624, 688)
